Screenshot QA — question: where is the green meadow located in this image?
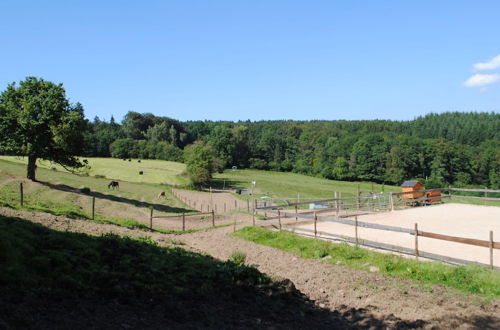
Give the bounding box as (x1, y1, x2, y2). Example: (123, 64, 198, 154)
(0, 159, 194, 223)
(214, 168, 399, 199)
(0, 156, 188, 186)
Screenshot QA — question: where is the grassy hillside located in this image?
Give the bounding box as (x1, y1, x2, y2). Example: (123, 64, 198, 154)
(0, 156, 188, 186)
(214, 169, 399, 199)
(0, 159, 193, 223)
(0, 214, 343, 328)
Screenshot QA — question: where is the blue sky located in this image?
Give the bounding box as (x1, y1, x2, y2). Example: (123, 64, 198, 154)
(1, 1, 499, 122)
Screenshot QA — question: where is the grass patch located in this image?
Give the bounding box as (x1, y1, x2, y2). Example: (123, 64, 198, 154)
(0, 159, 194, 218)
(0, 215, 270, 301)
(233, 227, 500, 298)
(213, 169, 399, 199)
(0, 156, 188, 186)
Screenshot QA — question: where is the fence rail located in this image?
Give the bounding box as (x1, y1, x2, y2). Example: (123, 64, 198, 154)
(290, 226, 500, 270)
(258, 207, 499, 269)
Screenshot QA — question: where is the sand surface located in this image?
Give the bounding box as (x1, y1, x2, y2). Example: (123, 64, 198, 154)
(294, 203, 500, 266)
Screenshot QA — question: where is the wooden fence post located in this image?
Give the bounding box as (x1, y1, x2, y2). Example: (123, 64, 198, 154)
(356, 188, 360, 210)
(355, 215, 359, 246)
(252, 210, 255, 226)
(389, 193, 394, 211)
(314, 212, 317, 237)
(490, 231, 494, 269)
(224, 203, 226, 213)
(247, 200, 250, 212)
(339, 192, 342, 215)
(278, 210, 281, 230)
(149, 208, 153, 230)
(20, 182, 24, 207)
(295, 205, 298, 221)
(215, 204, 217, 213)
(335, 192, 339, 217)
(414, 223, 419, 259)
(234, 200, 237, 210)
(182, 213, 185, 231)
(92, 196, 95, 220)
(211, 210, 215, 227)
(233, 220, 236, 233)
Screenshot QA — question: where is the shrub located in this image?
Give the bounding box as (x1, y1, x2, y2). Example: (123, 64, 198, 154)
(229, 251, 246, 266)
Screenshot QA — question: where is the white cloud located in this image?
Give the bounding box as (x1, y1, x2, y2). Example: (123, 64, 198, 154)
(473, 54, 500, 71)
(463, 73, 500, 87)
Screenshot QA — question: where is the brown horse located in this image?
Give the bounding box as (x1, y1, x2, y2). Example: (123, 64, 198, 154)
(157, 191, 167, 199)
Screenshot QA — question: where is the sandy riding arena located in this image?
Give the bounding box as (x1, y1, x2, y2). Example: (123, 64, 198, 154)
(294, 203, 500, 266)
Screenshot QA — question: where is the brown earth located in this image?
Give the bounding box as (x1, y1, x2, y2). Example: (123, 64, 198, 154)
(1, 203, 499, 329)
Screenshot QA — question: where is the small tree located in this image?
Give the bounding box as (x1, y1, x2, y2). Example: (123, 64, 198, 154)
(184, 141, 218, 186)
(0, 77, 87, 181)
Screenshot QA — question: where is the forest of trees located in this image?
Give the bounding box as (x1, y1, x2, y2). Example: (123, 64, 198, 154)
(79, 111, 500, 188)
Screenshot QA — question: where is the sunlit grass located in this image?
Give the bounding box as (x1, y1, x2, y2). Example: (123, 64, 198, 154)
(234, 226, 500, 298)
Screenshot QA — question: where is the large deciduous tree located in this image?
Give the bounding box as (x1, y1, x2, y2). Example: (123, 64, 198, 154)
(0, 77, 87, 181)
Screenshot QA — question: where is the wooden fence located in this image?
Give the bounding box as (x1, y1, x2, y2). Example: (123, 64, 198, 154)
(259, 208, 499, 269)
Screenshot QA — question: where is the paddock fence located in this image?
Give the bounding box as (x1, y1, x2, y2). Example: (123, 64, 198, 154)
(253, 207, 499, 270)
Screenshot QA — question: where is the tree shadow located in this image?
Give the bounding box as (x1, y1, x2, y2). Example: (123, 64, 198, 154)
(37, 180, 192, 213)
(438, 315, 500, 329)
(0, 214, 430, 330)
(211, 178, 249, 190)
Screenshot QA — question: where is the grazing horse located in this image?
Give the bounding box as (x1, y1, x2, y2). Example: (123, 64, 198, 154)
(157, 191, 167, 199)
(108, 181, 119, 190)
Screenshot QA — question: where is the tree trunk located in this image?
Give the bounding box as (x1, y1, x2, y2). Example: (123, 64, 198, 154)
(27, 156, 37, 181)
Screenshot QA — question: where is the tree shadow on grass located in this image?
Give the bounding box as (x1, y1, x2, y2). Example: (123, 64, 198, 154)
(0, 214, 431, 330)
(37, 180, 192, 214)
(211, 178, 249, 190)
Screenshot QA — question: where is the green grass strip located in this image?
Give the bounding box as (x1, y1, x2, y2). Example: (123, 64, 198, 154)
(233, 227, 500, 298)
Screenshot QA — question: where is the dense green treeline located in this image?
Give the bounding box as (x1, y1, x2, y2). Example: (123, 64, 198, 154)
(82, 111, 500, 188)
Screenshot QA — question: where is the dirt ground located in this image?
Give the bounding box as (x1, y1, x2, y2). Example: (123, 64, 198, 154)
(1, 206, 499, 329)
(293, 203, 500, 266)
(173, 188, 251, 213)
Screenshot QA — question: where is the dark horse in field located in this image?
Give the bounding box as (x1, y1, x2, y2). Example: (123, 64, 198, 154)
(108, 181, 119, 190)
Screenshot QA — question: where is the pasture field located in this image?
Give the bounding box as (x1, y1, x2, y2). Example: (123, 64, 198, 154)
(214, 169, 399, 199)
(214, 168, 500, 207)
(0, 159, 194, 226)
(0, 156, 188, 186)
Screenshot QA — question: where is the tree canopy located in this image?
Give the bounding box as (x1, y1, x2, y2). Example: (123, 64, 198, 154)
(0, 77, 87, 180)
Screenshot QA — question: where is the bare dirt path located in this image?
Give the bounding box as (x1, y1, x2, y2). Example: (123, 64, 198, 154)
(2, 207, 499, 329)
(173, 188, 250, 213)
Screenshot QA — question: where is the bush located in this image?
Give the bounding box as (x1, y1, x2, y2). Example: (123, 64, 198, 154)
(229, 251, 246, 266)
